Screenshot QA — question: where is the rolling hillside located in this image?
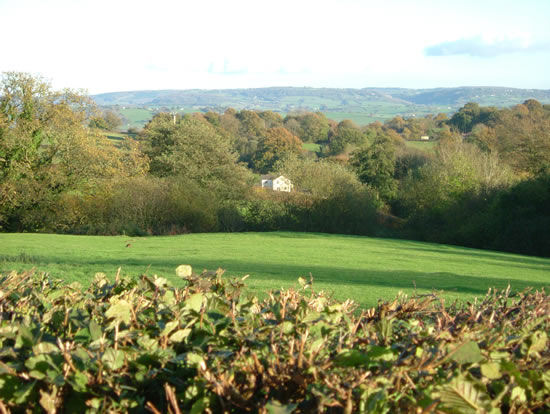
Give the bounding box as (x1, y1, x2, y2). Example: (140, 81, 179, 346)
(93, 86, 550, 128)
(2, 232, 549, 307)
(93, 86, 550, 111)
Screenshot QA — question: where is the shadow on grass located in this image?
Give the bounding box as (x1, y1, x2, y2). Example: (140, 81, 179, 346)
(11, 254, 547, 299)
(394, 242, 550, 269)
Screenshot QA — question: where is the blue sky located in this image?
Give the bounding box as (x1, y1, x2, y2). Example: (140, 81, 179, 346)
(1, 0, 549, 93)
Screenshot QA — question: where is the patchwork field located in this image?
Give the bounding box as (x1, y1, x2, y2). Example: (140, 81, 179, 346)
(1, 232, 549, 307)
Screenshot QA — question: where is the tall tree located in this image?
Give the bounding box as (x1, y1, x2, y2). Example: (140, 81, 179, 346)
(350, 135, 397, 202)
(0, 72, 146, 230)
(252, 127, 303, 173)
(141, 113, 251, 197)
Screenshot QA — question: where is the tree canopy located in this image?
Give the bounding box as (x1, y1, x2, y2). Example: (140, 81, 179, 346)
(0, 72, 146, 230)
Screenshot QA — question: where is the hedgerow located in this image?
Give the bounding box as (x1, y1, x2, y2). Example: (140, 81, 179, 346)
(0, 268, 548, 413)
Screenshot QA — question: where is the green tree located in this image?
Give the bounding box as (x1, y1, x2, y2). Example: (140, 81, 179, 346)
(398, 138, 514, 215)
(350, 135, 397, 201)
(284, 112, 330, 143)
(141, 113, 251, 197)
(328, 120, 367, 155)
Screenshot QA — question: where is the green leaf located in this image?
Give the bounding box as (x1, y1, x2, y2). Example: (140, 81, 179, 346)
(102, 349, 125, 371)
(105, 300, 132, 325)
(161, 321, 179, 337)
(281, 321, 294, 335)
(310, 338, 325, 354)
(266, 400, 298, 414)
(33, 342, 59, 355)
(302, 311, 321, 324)
(367, 345, 397, 362)
(186, 352, 205, 368)
(170, 329, 191, 342)
(481, 362, 502, 380)
(25, 355, 52, 380)
(89, 320, 102, 341)
(190, 398, 206, 414)
(71, 371, 89, 393)
(529, 331, 547, 354)
(510, 386, 526, 403)
(450, 341, 483, 365)
(39, 388, 57, 414)
(153, 276, 168, 287)
(185, 293, 204, 313)
(176, 265, 193, 278)
(15, 324, 34, 348)
(13, 380, 35, 405)
(74, 327, 91, 343)
(334, 349, 370, 367)
(437, 375, 495, 414)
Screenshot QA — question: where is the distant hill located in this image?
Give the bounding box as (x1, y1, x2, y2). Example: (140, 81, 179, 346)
(93, 86, 550, 128)
(93, 86, 550, 109)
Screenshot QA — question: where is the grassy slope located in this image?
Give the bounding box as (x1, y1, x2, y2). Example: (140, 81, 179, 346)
(404, 140, 437, 152)
(1, 232, 549, 307)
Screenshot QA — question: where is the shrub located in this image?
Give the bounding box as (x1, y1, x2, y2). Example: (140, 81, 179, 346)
(0, 269, 548, 412)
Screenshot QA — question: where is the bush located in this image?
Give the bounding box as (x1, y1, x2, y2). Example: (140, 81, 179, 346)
(0, 269, 548, 412)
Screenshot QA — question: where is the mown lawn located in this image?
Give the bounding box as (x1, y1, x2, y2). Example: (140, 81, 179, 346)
(1, 232, 549, 307)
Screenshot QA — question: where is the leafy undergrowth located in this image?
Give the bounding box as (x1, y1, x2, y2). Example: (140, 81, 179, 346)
(0, 269, 548, 413)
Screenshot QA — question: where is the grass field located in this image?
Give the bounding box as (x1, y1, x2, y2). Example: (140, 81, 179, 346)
(303, 142, 323, 152)
(119, 108, 155, 129)
(1, 232, 549, 307)
(405, 140, 437, 152)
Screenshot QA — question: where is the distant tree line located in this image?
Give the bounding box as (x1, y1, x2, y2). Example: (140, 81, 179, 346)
(1, 72, 549, 256)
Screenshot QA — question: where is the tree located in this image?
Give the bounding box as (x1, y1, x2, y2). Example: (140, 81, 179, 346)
(258, 110, 283, 129)
(89, 109, 123, 130)
(488, 100, 550, 176)
(397, 138, 514, 215)
(284, 112, 330, 143)
(140, 113, 251, 198)
(275, 155, 363, 199)
(328, 120, 367, 155)
(0, 72, 146, 230)
(252, 127, 303, 173)
(350, 135, 397, 201)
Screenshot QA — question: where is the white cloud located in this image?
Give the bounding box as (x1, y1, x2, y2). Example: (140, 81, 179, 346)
(425, 35, 549, 57)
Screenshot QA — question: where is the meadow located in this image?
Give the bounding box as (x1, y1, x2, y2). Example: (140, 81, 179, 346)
(1, 232, 549, 307)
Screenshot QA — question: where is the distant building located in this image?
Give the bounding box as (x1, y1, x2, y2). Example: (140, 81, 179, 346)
(420, 135, 430, 140)
(261, 175, 293, 192)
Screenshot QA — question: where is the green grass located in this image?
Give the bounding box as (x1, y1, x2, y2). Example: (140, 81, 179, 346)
(1, 232, 549, 307)
(119, 108, 155, 129)
(303, 142, 323, 152)
(405, 140, 437, 152)
(322, 112, 388, 125)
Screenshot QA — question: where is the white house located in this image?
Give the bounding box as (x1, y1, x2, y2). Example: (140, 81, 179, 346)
(261, 175, 293, 192)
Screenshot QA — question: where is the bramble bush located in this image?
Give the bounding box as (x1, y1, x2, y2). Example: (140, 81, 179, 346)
(0, 268, 548, 412)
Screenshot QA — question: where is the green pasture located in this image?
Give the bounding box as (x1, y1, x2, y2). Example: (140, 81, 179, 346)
(119, 108, 155, 129)
(303, 142, 323, 152)
(1, 232, 548, 307)
(405, 140, 437, 152)
(321, 112, 387, 125)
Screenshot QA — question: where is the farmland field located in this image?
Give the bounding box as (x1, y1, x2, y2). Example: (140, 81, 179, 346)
(405, 140, 437, 152)
(1, 232, 549, 307)
(119, 107, 155, 129)
(303, 142, 323, 152)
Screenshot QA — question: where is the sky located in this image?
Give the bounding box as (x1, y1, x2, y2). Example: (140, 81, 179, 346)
(1, 0, 549, 94)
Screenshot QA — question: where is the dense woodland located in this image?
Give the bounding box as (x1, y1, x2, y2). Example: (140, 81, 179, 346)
(1, 73, 549, 256)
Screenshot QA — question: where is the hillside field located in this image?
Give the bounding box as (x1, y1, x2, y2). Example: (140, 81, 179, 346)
(1, 232, 548, 307)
